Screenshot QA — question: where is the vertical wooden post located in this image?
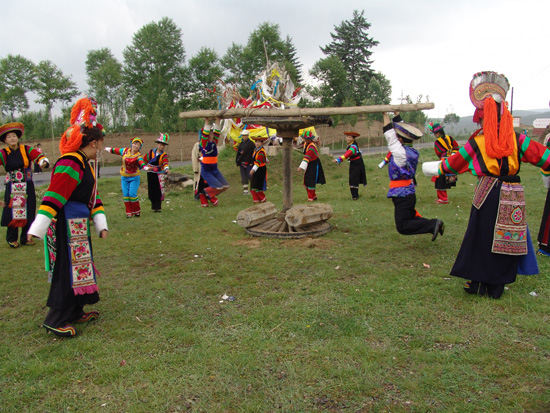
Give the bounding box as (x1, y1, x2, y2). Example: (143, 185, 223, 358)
(278, 128, 297, 212)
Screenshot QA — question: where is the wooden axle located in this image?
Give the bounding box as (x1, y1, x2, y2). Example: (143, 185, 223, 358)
(179, 103, 434, 119)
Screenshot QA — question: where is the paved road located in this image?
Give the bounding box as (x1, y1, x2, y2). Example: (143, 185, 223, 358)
(4, 140, 463, 186)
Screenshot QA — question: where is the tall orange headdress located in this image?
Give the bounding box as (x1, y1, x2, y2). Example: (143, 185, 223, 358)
(59, 97, 99, 154)
(469, 71, 514, 159)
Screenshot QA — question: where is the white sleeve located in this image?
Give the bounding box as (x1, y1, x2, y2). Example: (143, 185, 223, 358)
(299, 160, 308, 171)
(422, 161, 442, 177)
(93, 213, 108, 236)
(384, 128, 407, 167)
(543, 174, 550, 190)
(27, 214, 52, 240)
(252, 164, 259, 172)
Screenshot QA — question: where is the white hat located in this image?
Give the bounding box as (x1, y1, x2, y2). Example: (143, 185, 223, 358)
(241, 130, 250, 136)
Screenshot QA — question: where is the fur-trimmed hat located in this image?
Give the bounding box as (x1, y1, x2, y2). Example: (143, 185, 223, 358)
(0, 122, 24, 142)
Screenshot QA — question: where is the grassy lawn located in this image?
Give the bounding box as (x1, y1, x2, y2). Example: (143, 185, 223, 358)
(1, 146, 549, 411)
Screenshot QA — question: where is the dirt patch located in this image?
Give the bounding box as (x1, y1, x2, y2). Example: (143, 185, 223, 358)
(280, 237, 338, 249)
(233, 238, 263, 248)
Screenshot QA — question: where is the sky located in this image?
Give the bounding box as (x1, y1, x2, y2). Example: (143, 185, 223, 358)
(1, 0, 550, 120)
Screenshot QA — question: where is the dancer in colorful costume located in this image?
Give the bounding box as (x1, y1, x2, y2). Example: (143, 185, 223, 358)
(333, 131, 367, 200)
(27, 97, 108, 337)
(383, 112, 444, 241)
(1, 122, 50, 248)
(144, 133, 170, 212)
(249, 137, 268, 203)
(423, 71, 550, 298)
(199, 118, 229, 206)
(428, 122, 459, 204)
(298, 130, 325, 202)
(235, 129, 255, 195)
(105, 137, 146, 217)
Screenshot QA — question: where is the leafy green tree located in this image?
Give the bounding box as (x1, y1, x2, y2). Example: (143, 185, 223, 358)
(123, 17, 185, 131)
(86, 48, 124, 129)
(185, 47, 223, 110)
(443, 113, 460, 125)
(308, 55, 350, 107)
(33, 60, 79, 157)
(220, 43, 247, 89)
(315, 10, 386, 106)
(0, 54, 36, 120)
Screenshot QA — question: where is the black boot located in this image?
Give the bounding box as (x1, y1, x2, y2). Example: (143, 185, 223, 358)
(486, 283, 505, 299)
(464, 280, 487, 296)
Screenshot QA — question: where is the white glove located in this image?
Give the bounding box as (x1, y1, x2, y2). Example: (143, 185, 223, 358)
(422, 161, 442, 177)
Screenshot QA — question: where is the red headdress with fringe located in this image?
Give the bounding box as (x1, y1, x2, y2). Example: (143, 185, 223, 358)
(59, 97, 99, 154)
(469, 72, 514, 159)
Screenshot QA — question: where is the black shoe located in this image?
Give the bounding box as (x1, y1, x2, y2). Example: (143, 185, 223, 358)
(464, 280, 487, 296)
(486, 283, 505, 299)
(432, 219, 444, 241)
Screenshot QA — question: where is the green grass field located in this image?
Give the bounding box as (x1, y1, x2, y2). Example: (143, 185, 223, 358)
(1, 146, 549, 411)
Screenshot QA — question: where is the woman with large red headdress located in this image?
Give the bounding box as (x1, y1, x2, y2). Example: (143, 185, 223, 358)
(423, 72, 550, 298)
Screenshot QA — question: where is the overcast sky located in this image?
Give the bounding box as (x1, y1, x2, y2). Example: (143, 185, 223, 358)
(1, 0, 549, 120)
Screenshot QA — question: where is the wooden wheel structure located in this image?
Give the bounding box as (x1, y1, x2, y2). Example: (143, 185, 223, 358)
(180, 103, 434, 238)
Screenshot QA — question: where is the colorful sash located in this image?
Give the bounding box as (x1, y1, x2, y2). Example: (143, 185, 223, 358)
(492, 182, 527, 255)
(45, 218, 58, 283)
(65, 201, 98, 295)
(472, 176, 497, 209)
(7, 169, 30, 227)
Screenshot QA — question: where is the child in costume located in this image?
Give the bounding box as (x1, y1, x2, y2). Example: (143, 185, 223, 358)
(423, 71, 550, 298)
(198, 118, 229, 206)
(1, 122, 50, 248)
(333, 131, 367, 200)
(383, 112, 444, 241)
(143, 133, 170, 212)
(105, 137, 146, 217)
(235, 129, 255, 195)
(297, 130, 325, 202)
(27, 96, 108, 337)
(428, 122, 459, 204)
(249, 137, 268, 203)
(192, 141, 211, 207)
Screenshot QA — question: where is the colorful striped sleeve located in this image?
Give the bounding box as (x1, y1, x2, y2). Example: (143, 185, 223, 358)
(519, 134, 550, 170)
(37, 155, 84, 220)
(26, 146, 47, 164)
(0, 149, 6, 166)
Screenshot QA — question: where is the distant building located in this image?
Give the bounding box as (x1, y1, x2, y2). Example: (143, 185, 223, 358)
(533, 118, 550, 137)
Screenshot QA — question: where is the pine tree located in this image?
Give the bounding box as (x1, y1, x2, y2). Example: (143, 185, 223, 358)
(283, 35, 303, 85)
(319, 10, 381, 105)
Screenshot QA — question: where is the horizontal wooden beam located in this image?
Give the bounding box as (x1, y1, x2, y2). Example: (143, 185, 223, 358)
(179, 103, 435, 120)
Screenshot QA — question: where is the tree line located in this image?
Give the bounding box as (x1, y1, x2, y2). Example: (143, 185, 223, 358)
(1, 10, 437, 140)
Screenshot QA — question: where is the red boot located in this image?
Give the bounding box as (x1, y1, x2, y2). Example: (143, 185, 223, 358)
(258, 191, 266, 203)
(199, 194, 209, 207)
(307, 188, 317, 202)
(436, 190, 449, 204)
(132, 201, 141, 217)
(124, 201, 132, 217)
(251, 190, 260, 203)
